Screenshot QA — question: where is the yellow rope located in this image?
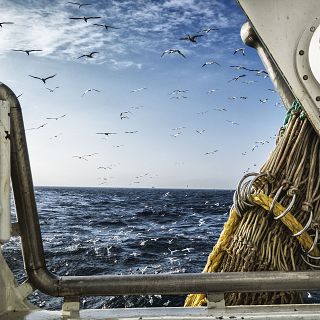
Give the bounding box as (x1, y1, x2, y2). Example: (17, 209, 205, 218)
(184, 192, 319, 307)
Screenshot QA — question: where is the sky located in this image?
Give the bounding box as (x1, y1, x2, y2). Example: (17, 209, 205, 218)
(0, 0, 286, 189)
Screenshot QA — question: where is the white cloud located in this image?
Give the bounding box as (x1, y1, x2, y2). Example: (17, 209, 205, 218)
(0, 0, 244, 64)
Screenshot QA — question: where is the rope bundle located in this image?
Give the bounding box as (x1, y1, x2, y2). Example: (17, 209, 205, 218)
(185, 102, 320, 306)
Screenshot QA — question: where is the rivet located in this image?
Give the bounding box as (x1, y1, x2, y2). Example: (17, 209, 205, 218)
(299, 50, 304, 55)
(316, 96, 320, 101)
(303, 75, 308, 80)
(310, 26, 316, 32)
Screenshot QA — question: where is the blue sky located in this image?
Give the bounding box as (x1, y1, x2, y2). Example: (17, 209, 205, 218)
(0, 0, 285, 189)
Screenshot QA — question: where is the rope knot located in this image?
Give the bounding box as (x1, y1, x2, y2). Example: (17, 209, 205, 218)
(287, 186, 299, 196)
(301, 201, 313, 212)
(281, 180, 292, 190)
(266, 171, 276, 184)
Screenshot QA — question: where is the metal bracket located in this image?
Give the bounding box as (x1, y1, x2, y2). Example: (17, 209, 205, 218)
(207, 292, 225, 309)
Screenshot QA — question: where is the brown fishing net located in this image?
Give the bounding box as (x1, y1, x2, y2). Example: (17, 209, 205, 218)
(185, 102, 320, 306)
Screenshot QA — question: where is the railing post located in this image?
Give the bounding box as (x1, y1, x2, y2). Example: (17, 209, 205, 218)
(0, 100, 10, 242)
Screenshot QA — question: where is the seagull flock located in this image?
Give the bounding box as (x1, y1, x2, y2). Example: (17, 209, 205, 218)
(1, 1, 284, 186)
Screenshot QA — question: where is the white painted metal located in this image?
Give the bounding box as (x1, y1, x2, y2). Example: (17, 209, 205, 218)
(309, 23, 320, 84)
(237, 0, 320, 135)
(0, 100, 10, 241)
(0, 252, 36, 316)
(2, 305, 320, 320)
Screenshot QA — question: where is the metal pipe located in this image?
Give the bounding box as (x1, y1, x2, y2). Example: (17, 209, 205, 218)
(2, 82, 320, 298)
(240, 21, 296, 109)
(0, 100, 11, 241)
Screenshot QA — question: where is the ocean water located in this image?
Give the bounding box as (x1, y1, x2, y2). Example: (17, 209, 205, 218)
(2, 187, 233, 310)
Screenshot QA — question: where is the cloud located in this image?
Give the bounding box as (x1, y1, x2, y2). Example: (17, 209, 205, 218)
(0, 0, 244, 65)
(109, 59, 143, 70)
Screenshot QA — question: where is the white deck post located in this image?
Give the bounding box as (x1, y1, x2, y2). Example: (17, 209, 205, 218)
(0, 100, 10, 242)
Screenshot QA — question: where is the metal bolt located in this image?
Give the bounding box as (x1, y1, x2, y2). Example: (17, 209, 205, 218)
(316, 96, 320, 101)
(310, 26, 316, 32)
(299, 50, 304, 55)
(303, 75, 308, 80)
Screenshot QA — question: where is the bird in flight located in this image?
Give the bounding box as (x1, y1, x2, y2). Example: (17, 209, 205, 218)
(124, 131, 139, 134)
(45, 86, 59, 92)
(196, 129, 206, 134)
(69, 16, 101, 23)
(169, 89, 188, 95)
(12, 49, 43, 55)
(93, 24, 120, 30)
(179, 34, 203, 43)
(78, 52, 98, 59)
(161, 49, 186, 58)
(199, 27, 219, 33)
(259, 98, 269, 103)
(229, 65, 246, 70)
(234, 48, 245, 56)
(226, 120, 240, 125)
(67, 2, 92, 8)
(82, 88, 100, 96)
(213, 107, 227, 112)
(242, 80, 257, 84)
(228, 75, 246, 82)
(202, 61, 220, 67)
(207, 89, 218, 94)
(26, 123, 48, 130)
(130, 87, 147, 93)
(46, 114, 66, 120)
(204, 150, 219, 155)
(96, 132, 117, 136)
(72, 155, 88, 161)
(29, 74, 57, 84)
(0, 22, 14, 28)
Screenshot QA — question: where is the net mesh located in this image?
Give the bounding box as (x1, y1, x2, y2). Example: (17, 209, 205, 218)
(185, 103, 320, 306)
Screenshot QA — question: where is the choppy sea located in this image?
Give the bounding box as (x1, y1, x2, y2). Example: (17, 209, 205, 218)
(2, 187, 317, 309)
(2, 187, 232, 309)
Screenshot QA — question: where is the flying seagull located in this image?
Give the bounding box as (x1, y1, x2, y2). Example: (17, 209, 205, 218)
(96, 132, 117, 136)
(26, 123, 48, 130)
(130, 87, 147, 93)
(161, 49, 186, 58)
(228, 74, 246, 83)
(0, 22, 14, 28)
(226, 120, 240, 125)
(67, 2, 92, 8)
(179, 34, 203, 43)
(169, 89, 188, 95)
(199, 28, 219, 33)
(204, 150, 219, 155)
(93, 24, 120, 30)
(46, 114, 66, 120)
(77, 51, 98, 59)
(45, 86, 59, 92)
(234, 48, 245, 56)
(82, 88, 100, 96)
(72, 155, 88, 161)
(69, 16, 101, 23)
(202, 61, 220, 67)
(12, 49, 43, 55)
(29, 74, 57, 84)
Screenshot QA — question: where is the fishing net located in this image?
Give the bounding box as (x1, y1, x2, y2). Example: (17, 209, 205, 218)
(185, 101, 320, 306)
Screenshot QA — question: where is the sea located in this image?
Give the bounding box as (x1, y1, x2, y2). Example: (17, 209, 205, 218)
(2, 187, 317, 310)
(2, 187, 233, 310)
